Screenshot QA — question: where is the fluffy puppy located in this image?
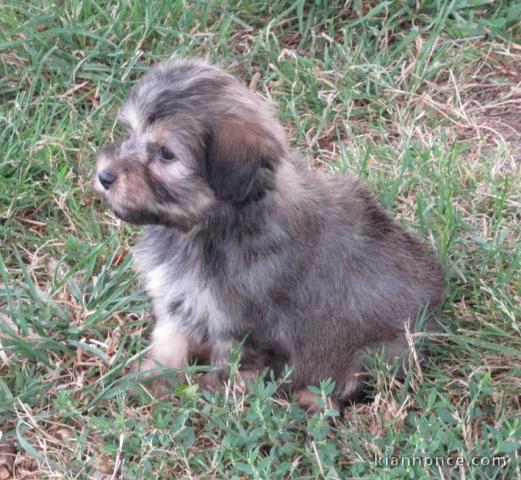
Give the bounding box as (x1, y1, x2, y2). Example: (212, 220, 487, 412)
(94, 57, 444, 408)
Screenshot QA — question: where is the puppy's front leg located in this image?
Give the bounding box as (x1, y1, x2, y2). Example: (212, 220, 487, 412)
(199, 334, 231, 391)
(148, 316, 191, 369)
(132, 315, 190, 396)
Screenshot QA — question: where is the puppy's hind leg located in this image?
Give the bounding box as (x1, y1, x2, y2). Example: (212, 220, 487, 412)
(337, 360, 364, 403)
(380, 334, 425, 379)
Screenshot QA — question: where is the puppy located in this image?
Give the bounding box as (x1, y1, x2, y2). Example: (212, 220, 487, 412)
(94, 57, 444, 409)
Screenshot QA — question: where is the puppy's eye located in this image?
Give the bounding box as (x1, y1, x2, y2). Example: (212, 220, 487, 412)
(158, 146, 175, 162)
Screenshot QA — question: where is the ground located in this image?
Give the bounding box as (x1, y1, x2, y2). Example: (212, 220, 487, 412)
(1, 1, 520, 479)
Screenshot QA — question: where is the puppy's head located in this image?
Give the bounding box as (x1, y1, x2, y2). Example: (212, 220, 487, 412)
(95, 58, 287, 230)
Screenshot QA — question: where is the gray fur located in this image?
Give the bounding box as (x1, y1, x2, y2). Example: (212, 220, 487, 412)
(95, 57, 445, 404)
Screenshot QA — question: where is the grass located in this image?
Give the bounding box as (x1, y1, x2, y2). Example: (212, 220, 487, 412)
(1, 0, 520, 478)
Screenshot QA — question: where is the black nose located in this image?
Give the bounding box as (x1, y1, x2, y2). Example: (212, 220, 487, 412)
(98, 169, 116, 190)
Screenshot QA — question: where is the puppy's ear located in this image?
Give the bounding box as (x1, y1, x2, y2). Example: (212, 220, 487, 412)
(206, 114, 283, 202)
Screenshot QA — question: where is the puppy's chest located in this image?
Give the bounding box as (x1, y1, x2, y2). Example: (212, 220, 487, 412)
(137, 256, 224, 343)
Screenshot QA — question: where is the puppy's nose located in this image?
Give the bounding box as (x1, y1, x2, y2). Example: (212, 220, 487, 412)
(98, 169, 116, 190)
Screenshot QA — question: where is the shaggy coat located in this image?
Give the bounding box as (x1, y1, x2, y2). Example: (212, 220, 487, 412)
(95, 58, 445, 405)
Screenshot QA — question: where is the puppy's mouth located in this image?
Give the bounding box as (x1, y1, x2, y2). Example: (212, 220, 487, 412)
(92, 173, 139, 221)
(104, 197, 165, 226)
(113, 206, 195, 232)
(111, 206, 164, 226)
(95, 188, 153, 225)
(98, 187, 195, 231)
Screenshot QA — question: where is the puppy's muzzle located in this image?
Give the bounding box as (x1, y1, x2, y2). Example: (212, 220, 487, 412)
(98, 169, 116, 190)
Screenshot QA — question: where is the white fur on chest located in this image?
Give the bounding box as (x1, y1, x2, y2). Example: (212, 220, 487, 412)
(141, 261, 223, 343)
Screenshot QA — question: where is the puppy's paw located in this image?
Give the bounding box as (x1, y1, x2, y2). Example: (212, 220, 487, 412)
(296, 389, 339, 417)
(198, 372, 222, 392)
(198, 369, 260, 394)
(127, 357, 175, 399)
